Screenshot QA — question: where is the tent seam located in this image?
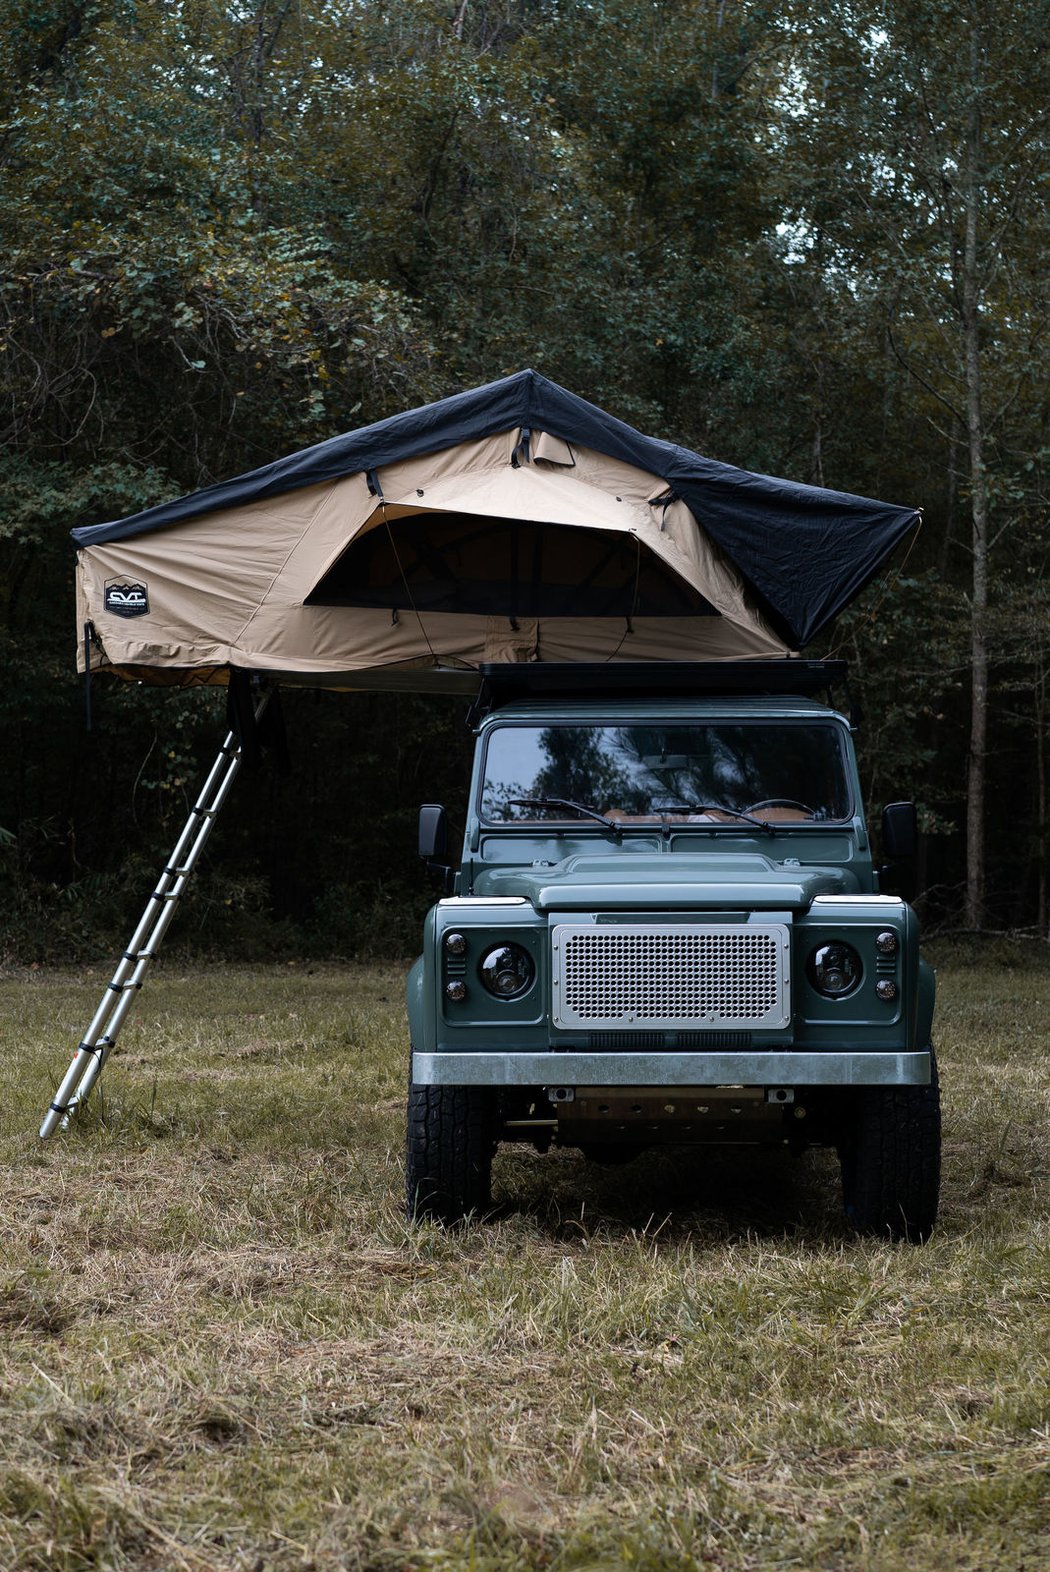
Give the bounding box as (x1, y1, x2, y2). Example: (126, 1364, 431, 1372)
(226, 481, 341, 656)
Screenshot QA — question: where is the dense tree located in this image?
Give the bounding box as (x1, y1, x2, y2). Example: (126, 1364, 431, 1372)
(774, 0, 1050, 925)
(0, 0, 1047, 954)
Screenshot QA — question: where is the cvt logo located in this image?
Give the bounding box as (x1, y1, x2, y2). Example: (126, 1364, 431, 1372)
(104, 580, 150, 618)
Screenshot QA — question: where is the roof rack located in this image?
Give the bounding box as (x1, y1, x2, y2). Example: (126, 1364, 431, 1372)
(470, 659, 850, 722)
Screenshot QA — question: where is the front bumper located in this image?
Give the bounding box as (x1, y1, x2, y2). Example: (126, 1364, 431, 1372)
(411, 1050, 931, 1087)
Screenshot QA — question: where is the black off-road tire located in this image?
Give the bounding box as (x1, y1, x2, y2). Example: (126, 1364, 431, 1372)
(838, 1048, 941, 1242)
(406, 1083, 498, 1224)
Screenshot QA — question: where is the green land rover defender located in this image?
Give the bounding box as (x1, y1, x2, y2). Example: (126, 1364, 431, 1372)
(406, 662, 939, 1239)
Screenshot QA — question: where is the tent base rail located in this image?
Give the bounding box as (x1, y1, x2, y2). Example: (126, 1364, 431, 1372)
(39, 690, 271, 1138)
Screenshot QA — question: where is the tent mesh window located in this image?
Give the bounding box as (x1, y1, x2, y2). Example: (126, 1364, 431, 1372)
(304, 515, 716, 619)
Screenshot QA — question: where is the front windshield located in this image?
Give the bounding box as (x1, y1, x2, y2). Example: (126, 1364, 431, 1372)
(480, 722, 852, 825)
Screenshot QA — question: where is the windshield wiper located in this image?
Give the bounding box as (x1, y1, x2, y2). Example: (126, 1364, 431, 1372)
(507, 796, 618, 834)
(657, 803, 776, 835)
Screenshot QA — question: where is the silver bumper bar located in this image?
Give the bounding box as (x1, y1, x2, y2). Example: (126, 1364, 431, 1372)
(412, 1050, 931, 1087)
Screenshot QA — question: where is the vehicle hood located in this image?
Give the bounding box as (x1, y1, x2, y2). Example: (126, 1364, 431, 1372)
(474, 853, 852, 911)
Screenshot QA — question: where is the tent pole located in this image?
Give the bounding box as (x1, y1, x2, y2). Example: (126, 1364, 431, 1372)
(39, 690, 271, 1139)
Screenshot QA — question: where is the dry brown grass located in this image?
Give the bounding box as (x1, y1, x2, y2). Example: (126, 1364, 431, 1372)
(1, 947, 1048, 1570)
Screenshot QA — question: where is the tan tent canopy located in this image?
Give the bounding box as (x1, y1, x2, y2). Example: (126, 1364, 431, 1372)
(73, 371, 920, 692)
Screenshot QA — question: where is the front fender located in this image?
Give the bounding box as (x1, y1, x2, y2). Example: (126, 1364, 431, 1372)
(406, 901, 440, 1051)
(915, 955, 936, 1048)
(405, 953, 426, 1050)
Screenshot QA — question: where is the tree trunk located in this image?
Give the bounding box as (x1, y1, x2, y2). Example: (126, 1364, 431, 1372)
(962, 31, 990, 931)
(1036, 648, 1047, 936)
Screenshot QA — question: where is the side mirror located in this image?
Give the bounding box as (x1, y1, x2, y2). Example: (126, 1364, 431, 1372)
(418, 804, 448, 862)
(882, 801, 917, 862)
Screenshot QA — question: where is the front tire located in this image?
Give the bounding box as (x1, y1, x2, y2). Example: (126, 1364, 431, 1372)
(838, 1048, 941, 1242)
(406, 1083, 497, 1224)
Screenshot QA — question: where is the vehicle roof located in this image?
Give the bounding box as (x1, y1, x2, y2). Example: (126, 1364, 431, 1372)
(468, 659, 855, 727)
(478, 694, 851, 728)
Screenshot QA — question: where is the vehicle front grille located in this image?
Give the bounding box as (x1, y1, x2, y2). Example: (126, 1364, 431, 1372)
(552, 923, 790, 1032)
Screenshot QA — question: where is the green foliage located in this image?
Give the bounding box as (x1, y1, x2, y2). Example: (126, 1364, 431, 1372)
(0, 0, 1048, 949)
(0, 1, 442, 480)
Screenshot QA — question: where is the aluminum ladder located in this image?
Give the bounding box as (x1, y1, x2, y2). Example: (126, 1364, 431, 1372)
(40, 691, 270, 1138)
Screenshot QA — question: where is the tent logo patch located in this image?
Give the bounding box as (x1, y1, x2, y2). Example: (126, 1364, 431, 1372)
(104, 580, 150, 618)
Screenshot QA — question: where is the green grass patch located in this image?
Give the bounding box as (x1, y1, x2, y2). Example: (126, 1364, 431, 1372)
(1, 953, 1048, 1570)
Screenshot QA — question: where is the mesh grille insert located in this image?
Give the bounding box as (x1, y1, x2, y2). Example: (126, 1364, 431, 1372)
(554, 925, 789, 1030)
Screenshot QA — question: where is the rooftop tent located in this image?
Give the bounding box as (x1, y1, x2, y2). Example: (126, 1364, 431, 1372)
(72, 370, 920, 691)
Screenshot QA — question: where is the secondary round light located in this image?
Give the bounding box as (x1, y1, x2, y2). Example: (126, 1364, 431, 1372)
(875, 930, 899, 954)
(479, 943, 535, 999)
(445, 981, 467, 1002)
(445, 931, 467, 956)
(876, 979, 899, 1001)
(807, 942, 862, 999)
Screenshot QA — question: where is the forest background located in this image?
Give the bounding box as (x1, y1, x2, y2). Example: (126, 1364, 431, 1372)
(1, 0, 1048, 962)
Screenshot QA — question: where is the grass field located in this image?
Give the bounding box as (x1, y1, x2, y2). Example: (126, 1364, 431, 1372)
(1, 946, 1048, 1571)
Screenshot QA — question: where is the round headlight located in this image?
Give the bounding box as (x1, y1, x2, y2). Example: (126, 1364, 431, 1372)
(479, 943, 535, 999)
(807, 942, 862, 998)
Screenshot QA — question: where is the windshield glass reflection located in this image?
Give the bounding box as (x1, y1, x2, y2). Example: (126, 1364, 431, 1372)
(481, 723, 851, 825)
